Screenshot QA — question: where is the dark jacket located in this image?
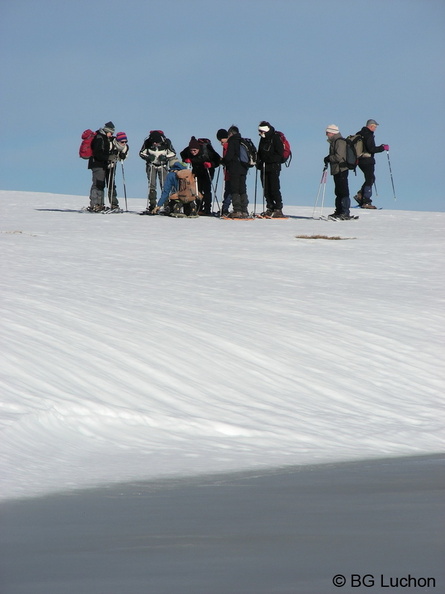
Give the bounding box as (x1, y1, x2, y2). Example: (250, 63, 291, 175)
(222, 133, 247, 174)
(358, 126, 384, 164)
(257, 126, 284, 171)
(180, 142, 220, 176)
(88, 130, 112, 170)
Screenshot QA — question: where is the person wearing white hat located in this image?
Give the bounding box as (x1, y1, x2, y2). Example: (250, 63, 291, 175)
(323, 125, 352, 220)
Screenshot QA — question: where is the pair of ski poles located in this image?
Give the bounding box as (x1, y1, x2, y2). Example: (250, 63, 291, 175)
(146, 164, 167, 213)
(374, 151, 397, 201)
(313, 150, 396, 216)
(312, 166, 328, 219)
(107, 161, 128, 211)
(206, 167, 221, 213)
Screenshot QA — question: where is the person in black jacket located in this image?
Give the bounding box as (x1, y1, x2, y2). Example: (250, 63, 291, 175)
(256, 121, 284, 217)
(87, 121, 123, 211)
(354, 119, 389, 209)
(180, 136, 220, 215)
(221, 125, 249, 218)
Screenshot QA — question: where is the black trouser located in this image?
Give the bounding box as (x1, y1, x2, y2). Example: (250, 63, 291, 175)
(196, 171, 213, 214)
(261, 165, 282, 211)
(333, 170, 350, 215)
(358, 161, 375, 203)
(227, 166, 248, 213)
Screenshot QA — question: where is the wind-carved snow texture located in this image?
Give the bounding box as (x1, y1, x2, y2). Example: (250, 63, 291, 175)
(0, 191, 443, 500)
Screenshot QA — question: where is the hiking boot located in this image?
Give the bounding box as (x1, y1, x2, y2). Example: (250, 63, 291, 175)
(228, 211, 245, 219)
(353, 192, 363, 206)
(272, 209, 284, 218)
(260, 209, 273, 218)
(361, 203, 377, 209)
(169, 200, 182, 215)
(328, 212, 341, 219)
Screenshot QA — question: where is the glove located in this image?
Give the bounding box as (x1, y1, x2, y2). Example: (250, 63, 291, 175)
(383, 144, 389, 151)
(108, 153, 118, 163)
(184, 158, 191, 163)
(324, 156, 330, 165)
(203, 162, 212, 169)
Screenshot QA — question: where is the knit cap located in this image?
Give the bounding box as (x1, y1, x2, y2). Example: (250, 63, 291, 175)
(216, 129, 228, 141)
(103, 121, 115, 133)
(188, 136, 201, 150)
(116, 132, 128, 143)
(149, 130, 164, 143)
(326, 124, 339, 134)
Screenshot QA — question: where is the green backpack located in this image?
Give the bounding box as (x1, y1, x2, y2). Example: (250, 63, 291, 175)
(346, 134, 365, 159)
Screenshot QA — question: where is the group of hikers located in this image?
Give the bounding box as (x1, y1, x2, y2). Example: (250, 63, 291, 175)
(84, 119, 389, 220)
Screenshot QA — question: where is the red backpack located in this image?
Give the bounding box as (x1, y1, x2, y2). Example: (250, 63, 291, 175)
(79, 129, 96, 159)
(276, 131, 292, 166)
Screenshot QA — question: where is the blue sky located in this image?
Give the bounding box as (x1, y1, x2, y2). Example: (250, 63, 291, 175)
(1, 0, 444, 211)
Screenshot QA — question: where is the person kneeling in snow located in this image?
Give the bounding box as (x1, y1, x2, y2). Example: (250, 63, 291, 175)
(152, 161, 201, 217)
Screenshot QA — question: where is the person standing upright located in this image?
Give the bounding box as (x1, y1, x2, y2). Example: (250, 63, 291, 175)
(139, 130, 176, 214)
(221, 125, 249, 218)
(324, 124, 352, 220)
(256, 121, 284, 218)
(354, 119, 389, 209)
(88, 121, 116, 211)
(216, 128, 232, 216)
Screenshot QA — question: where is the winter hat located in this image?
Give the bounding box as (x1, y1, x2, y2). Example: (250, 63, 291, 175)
(326, 124, 340, 134)
(188, 136, 201, 150)
(258, 121, 271, 133)
(366, 119, 379, 126)
(149, 130, 164, 143)
(103, 121, 115, 133)
(216, 128, 228, 141)
(116, 132, 127, 143)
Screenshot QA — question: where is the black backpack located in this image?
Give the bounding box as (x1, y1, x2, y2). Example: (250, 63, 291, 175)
(239, 138, 257, 167)
(198, 138, 221, 167)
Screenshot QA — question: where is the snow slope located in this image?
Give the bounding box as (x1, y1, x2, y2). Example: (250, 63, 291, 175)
(1, 191, 443, 500)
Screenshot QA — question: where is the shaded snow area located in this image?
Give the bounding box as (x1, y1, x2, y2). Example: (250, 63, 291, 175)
(0, 191, 443, 500)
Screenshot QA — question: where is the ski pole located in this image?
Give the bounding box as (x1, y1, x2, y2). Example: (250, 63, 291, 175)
(214, 167, 220, 196)
(107, 163, 116, 206)
(386, 151, 397, 201)
(146, 165, 154, 211)
(254, 167, 258, 216)
(220, 171, 225, 216)
(121, 162, 128, 212)
(206, 168, 220, 212)
(313, 167, 328, 219)
(320, 169, 327, 213)
(262, 162, 266, 213)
